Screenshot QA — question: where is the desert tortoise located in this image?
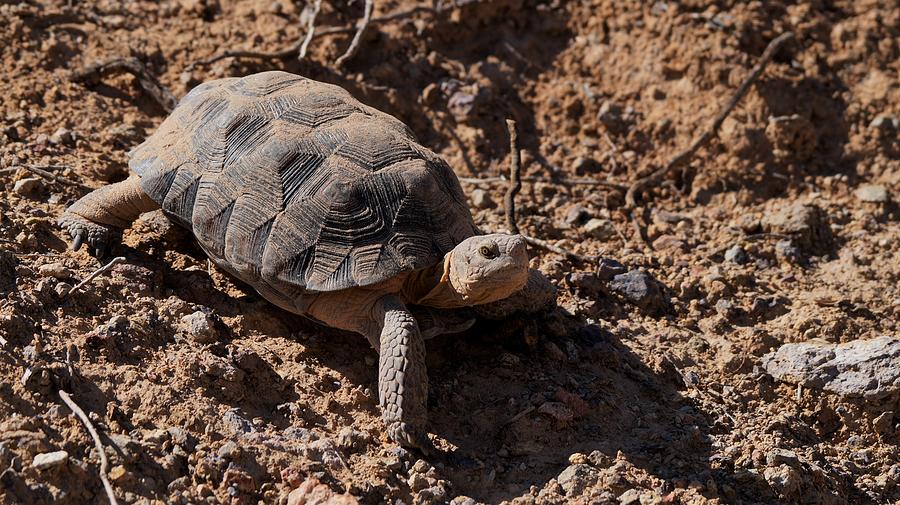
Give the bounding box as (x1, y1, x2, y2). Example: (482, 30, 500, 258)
(59, 71, 554, 449)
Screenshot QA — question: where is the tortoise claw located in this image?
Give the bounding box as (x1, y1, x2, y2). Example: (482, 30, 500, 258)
(58, 212, 116, 258)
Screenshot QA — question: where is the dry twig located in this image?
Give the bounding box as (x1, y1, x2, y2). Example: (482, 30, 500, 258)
(4, 164, 94, 191)
(186, 4, 434, 70)
(500, 119, 598, 265)
(504, 119, 521, 235)
(335, 0, 375, 68)
(298, 0, 323, 60)
(625, 31, 795, 207)
(70, 57, 178, 113)
(62, 256, 125, 298)
(58, 390, 119, 505)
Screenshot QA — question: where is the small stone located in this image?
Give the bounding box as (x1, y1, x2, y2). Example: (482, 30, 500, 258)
(564, 205, 590, 225)
(855, 184, 889, 203)
(408, 473, 429, 492)
(609, 269, 666, 313)
(651, 234, 685, 251)
(336, 427, 370, 452)
(724, 245, 748, 264)
(49, 128, 74, 146)
(109, 465, 128, 482)
(596, 258, 627, 281)
(774, 239, 802, 263)
(869, 115, 899, 131)
(764, 464, 801, 498)
(178, 310, 221, 344)
(538, 401, 574, 422)
(568, 452, 587, 465)
(13, 177, 41, 195)
(556, 463, 597, 495)
(762, 202, 831, 253)
(470, 189, 495, 209)
(221, 408, 254, 435)
(53, 282, 72, 297)
(762, 336, 900, 400)
(873, 411, 894, 436)
(287, 477, 359, 505)
(618, 489, 642, 505)
(766, 448, 800, 467)
(217, 440, 242, 459)
(38, 263, 71, 279)
(32, 450, 68, 470)
(450, 497, 476, 505)
(583, 218, 616, 240)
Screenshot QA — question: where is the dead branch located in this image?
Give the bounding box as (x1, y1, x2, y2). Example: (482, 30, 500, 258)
(186, 4, 434, 70)
(335, 0, 375, 68)
(625, 31, 795, 207)
(58, 390, 119, 505)
(70, 57, 178, 113)
(504, 119, 521, 235)
(298, 0, 323, 60)
(5, 164, 94, 191)
(62, 256, 125, 298)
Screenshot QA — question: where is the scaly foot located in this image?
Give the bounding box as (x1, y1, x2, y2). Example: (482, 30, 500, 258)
(57, 212, 117, 257)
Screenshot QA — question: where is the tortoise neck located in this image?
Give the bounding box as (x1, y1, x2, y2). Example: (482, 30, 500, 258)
(402, 252, 466, 308)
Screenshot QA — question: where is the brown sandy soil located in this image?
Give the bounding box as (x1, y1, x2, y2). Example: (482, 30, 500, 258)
(1, 0, 899, 504)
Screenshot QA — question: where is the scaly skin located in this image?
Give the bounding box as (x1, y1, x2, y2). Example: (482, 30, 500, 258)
(374, 295, 432, 451)
(58, 175, 159, 257)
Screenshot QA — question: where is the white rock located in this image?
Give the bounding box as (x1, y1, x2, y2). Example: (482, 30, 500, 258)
(855, 184, 889, 203)
(763, 336, 900, 400)
(32, 450, 68, 470)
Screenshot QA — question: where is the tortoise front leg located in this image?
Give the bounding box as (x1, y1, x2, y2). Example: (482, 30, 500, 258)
(373, 295, 432, 450)
(58, 175, 158, 257)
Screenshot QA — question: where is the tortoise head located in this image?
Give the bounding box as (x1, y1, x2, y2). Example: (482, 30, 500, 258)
(445, 233, 529, 306)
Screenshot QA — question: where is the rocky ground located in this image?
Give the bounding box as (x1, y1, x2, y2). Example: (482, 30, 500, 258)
(1, 0, 899, 504)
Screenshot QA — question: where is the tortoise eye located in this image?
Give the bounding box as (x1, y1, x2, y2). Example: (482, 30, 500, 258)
(479, 244, 497, 259)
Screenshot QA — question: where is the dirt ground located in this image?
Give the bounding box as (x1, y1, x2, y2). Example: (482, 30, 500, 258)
(1, 0, 899, 504)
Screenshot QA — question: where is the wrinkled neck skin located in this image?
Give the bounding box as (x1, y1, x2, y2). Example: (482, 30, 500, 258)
(402, 252, 470, 308)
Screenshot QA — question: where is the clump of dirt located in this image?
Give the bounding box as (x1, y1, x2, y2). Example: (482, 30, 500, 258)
(1, 1, 898, 504)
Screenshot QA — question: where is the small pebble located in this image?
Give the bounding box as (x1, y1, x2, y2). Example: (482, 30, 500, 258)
(565, 205, 590, 225)
(583, 218, 616, 240)
(13, 177, 41, 195)
(49, 128, 74, 146)
(38, 263, 71, 279)
(32, 450, 68, 470)
(470, 188, 495, 209)
(724, 245, 749, 264)
(855, 184, 889, 203)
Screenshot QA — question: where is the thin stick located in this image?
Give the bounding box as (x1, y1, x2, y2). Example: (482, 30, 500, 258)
(6, 164, 94, 191)
(504, 119, 521, 235)
(186, 5, 434, 70)
(625, 31, 794, 207)
(62, 256, 125, 298)
(298, 0, 323, 60)
(335, 0, 375, 68)
(70, 57, 178, 113)
(58, 390, 119, 505)
(459, 175, 626, 191)
(522, 235, 596, 264)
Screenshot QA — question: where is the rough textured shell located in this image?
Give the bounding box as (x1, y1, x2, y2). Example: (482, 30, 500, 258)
(129, 71, 477, 295)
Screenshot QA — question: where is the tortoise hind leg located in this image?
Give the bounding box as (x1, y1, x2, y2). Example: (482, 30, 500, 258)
(58, 175, 158, 257)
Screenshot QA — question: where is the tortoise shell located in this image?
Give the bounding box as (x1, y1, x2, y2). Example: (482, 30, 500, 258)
(129, 71, 477, 297)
